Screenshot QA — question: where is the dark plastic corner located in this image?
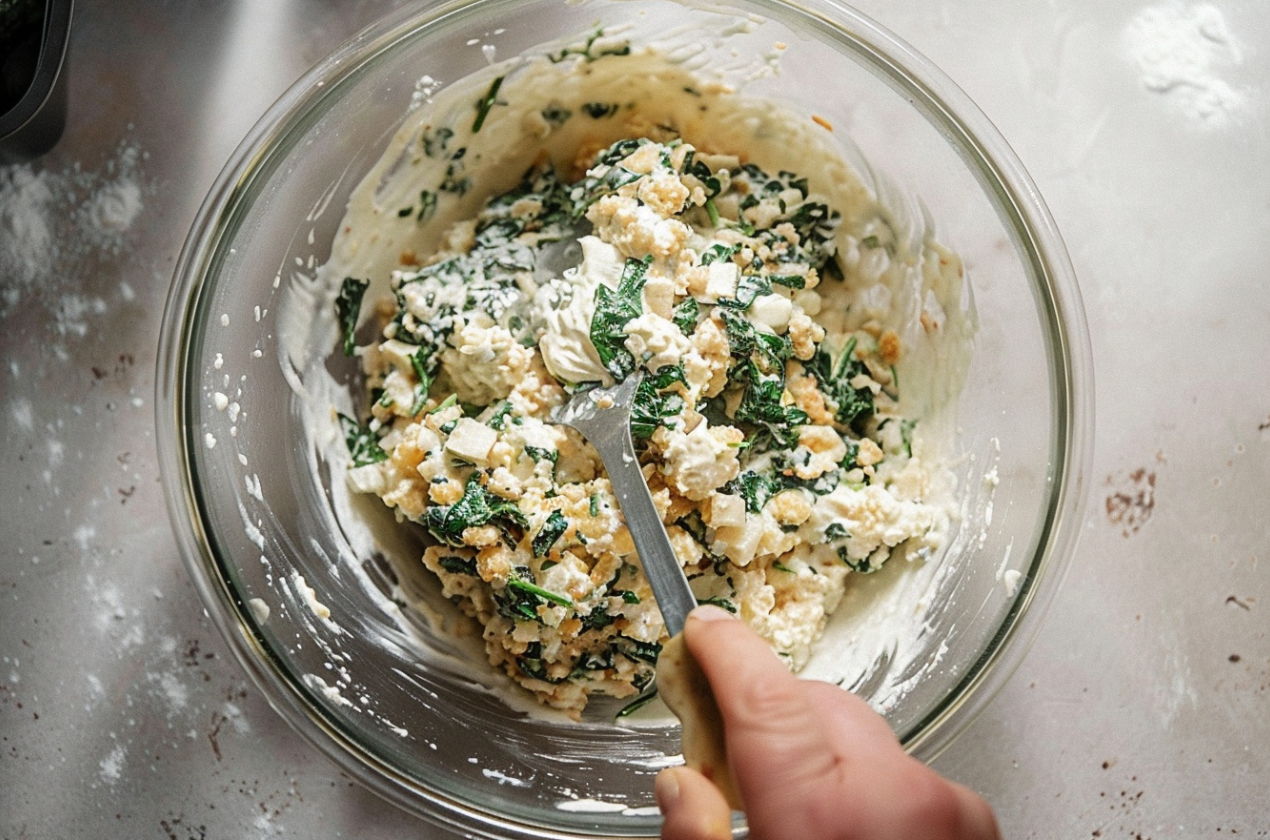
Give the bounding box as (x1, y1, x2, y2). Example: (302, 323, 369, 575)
(0, 0, 75, 164)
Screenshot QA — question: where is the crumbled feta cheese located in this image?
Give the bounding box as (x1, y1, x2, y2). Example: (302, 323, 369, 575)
(660, 421, 741, 501)
(623, 312, 691, 372)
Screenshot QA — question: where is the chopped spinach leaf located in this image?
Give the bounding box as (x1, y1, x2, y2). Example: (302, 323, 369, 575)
(580, 608, 616, 632)
(541, 104, 572, 126)
(697, 596, 737, 613)
(423, 473, 526, 547)
(806, 338, 875, 429)
(338, 412, 387, 467)
(438, 555, 478, 576)
(589, 256, 651, 380)
(472, 75, 505, 132)
(700, 243, 738, 266)
(769, 273, 807, 289)
(671, 297, 700, 336)
(630, 366, 686, 440)
(523, 446, 559, 465)
(422, 126, 454, 158)
(619, 637, 662, 665)
(531, 509, 569, 557)
(416, 190, 438, 222)
(336, 277, 369, 356)
(582, 101, 620, 119)
(486, 400, 515, 430)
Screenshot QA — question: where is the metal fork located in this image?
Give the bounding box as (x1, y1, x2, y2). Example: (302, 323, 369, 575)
(551, 372, 697, 636)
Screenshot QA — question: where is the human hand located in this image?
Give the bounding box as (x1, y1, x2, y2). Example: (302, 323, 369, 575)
(655, 606, 1001, 840)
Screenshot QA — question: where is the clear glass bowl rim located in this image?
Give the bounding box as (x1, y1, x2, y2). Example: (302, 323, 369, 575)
(155, 0, 1095, 836)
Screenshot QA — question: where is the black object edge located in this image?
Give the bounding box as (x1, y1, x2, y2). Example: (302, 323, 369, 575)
(0, 0, 75, 164)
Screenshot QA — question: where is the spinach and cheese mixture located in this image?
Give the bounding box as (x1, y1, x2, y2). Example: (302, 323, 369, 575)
(330, 40, 962, 717)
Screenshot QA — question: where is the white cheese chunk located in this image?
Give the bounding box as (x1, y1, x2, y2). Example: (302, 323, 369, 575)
(445, 417, 498, 466)
(701, 262, 739, 303)
(709, 493, 746, 528)
(748, 293, 793, 332)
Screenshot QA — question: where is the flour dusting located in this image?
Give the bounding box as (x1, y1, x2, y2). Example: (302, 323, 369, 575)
(1122, 0, 1245, 125)
(0, 142, 148, 318)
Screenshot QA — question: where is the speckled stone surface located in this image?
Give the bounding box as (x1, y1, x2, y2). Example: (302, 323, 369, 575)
(2, 1, 1267, 837)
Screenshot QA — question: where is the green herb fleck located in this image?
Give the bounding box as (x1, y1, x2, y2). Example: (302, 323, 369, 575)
(616, 688, 658, 718)
(507, 576, 572, 608)
(416, 190, 438, 222)
(705, 198, 720, 227)
(473, 75, 505, 132)
(549, 28, 632, 64)
(582, 101, 620, 119)
(697, 596, 737, 614)
(541, 104, 572, 126)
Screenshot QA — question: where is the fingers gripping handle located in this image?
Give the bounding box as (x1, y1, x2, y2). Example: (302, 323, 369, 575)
(656, 633, 742, 811)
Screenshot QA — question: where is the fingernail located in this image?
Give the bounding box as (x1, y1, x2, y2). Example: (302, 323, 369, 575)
(654, 767, 681, 812)
(689, 604, 737, 622)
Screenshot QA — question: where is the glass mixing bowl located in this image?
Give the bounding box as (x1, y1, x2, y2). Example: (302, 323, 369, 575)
(156, 0, 1092, 837)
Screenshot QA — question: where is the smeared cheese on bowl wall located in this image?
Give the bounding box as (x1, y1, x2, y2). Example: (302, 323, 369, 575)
(321, 30, 972, 718)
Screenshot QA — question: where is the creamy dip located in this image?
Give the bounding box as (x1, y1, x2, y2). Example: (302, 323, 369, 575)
(321, 31, 969, 717)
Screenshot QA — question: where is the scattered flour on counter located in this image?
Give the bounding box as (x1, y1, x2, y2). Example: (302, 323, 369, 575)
(157, 671, 189, 711)
(1122, 0, 1245, 125)
(98, 743, 127, 785)
(0, 141, 147, 318)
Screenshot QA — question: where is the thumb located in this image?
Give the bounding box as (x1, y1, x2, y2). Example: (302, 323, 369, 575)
(656, 765, 733, 840)
(682, 607, 848, 827)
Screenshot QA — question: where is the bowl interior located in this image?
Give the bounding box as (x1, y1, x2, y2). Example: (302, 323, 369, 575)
(162, 0, 1087, 836)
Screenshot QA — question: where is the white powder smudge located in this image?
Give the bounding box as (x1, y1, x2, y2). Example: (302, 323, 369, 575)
(99, 744, 127, 784)
(87, 178, 143, 234)
(221, 701, 251, 734)
(0, 142, 147, 318)
(0, 167, 55, 293)
(73, 524, 95, 552)
(1123, 1, 1245, 125)
(158, 671, 188, 710)
(10, 397, 34, 431)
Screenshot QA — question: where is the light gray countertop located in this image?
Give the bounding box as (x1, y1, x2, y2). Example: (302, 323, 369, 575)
(2, 1, 1267, 836)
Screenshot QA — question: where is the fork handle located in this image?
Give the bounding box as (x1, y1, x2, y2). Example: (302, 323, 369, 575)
(589, 423, 698, 638)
